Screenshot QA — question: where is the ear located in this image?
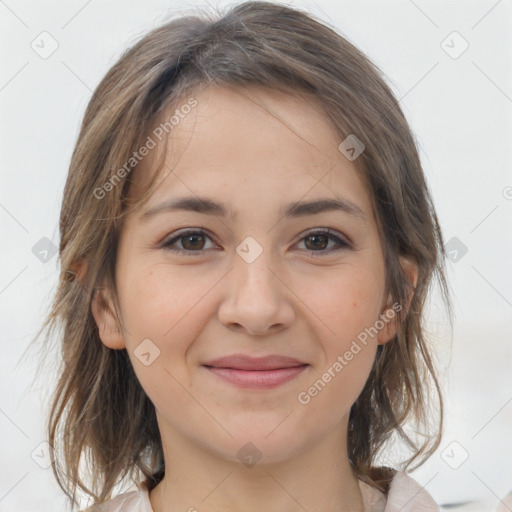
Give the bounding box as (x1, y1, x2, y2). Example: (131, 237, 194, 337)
(90, 282, 126, 350)
(377, 256, 418, 345)
(71, 260, 125, 349)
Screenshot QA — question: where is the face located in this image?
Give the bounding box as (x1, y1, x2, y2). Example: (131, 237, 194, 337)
(93, 85, 404, 466)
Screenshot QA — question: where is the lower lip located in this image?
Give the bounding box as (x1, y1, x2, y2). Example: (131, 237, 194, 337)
(204, 365, 308, 389)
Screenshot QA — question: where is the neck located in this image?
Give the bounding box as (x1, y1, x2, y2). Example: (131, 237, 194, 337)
(149, 417, 365, 512)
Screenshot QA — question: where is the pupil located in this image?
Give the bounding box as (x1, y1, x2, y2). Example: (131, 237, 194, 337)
(183, 234, 204, 250)
(306, 234, 327, 250)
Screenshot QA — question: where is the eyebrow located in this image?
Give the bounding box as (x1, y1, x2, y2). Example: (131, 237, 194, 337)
(140, 196, 366, 222)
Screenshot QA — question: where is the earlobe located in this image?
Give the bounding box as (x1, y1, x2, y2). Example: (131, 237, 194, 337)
(90, 287, 126, 350)
(376, 301, 399, 345)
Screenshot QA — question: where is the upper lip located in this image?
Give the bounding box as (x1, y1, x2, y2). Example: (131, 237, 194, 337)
(202, 354, 307, 371)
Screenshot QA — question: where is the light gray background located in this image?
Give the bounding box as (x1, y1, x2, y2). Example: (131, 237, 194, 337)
(1, 0, 511, 511)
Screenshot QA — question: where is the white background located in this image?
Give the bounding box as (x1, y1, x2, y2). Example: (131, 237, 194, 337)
(0, 0, 511, 511)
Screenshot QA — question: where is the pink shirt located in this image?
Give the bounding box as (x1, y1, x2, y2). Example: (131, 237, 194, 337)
(84, 471, 440, 511)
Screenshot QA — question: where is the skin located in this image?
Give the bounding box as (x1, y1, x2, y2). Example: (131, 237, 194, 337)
(92, 85, 417, 512)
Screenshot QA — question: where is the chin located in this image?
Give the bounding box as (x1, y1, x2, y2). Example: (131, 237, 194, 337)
(223, 425, 312, 467)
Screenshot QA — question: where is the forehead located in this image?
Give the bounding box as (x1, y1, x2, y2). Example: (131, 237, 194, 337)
(129, 85, 372, 219)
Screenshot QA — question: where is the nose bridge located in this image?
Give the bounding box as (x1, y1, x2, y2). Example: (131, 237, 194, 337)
(218, 235, 293, 334)
(233, 235, 279, 301)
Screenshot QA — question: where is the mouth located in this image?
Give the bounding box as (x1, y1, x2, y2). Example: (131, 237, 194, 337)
(202, 354, 309, 389)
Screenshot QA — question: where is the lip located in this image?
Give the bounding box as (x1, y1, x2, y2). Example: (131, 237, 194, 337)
(202, 354, 306, 370)
(202, 354, 309, 389)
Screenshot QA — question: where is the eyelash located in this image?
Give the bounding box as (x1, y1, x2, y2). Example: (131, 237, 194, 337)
(160, 228, 351, 256)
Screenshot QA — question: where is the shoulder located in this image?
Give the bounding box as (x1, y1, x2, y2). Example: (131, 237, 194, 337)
(80, 484, 153, 512)
(497, 490, 512, 512)
(359, 471, 439, 512)
(385, 471, 439, 511)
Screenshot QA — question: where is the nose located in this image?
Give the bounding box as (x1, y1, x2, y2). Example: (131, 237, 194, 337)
(217, 246, 295, 336)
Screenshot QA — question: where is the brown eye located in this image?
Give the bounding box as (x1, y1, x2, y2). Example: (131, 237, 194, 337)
(304, 234, 329, 251)
(181, 233, 206, 250)
(162, 230, 215, 254)
(161, 228, 350, 256)
(297, 230, 351, 254)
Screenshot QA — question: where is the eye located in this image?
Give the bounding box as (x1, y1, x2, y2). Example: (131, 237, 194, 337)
(161, 229, 216, 254)
(295, 229, 351, 254)
(161, 228, 351, 256)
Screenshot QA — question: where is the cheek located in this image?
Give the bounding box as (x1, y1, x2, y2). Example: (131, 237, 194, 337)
(295, 274, 380, 425)
(293, 269, 382, 402)
(117, 261, 228, 382)
(296, 266, 385, 341)
(116, 263, 217, 405)
(119, 263, 210, 335)
(296, 341, 377, 439)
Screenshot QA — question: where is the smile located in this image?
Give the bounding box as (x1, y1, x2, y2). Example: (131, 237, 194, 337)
(203, 365, 309, 389)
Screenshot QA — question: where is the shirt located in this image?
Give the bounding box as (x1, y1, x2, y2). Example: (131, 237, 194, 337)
(83, 471, 440, 511)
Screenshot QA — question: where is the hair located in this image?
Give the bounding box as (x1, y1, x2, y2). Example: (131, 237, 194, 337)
(35, 0, 451, 508)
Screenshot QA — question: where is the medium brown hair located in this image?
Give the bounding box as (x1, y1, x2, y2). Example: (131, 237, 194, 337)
(35, 1, 451, 507)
